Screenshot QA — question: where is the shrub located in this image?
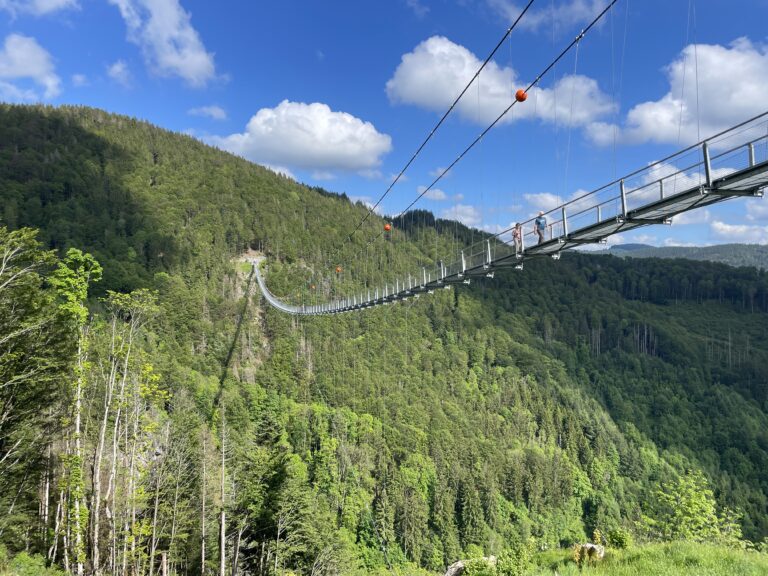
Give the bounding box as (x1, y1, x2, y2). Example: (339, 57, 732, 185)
(7, 552, 64, 576)
(462, 558, 496, 576)
(607, 527, 633, 549)
(497, 538, 534, 576)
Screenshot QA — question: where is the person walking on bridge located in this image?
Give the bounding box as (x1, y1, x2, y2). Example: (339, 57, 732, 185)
(512, 222, 523, 256)
(534, 211, 547, 244)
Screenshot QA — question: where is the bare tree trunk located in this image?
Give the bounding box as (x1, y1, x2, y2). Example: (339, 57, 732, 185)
(201, 432, 207, 574)
(232, 522, 245, 576)
(48, 492, 63, 563)
(73, 335, 86, 576)
(168, 469, 181, 564)
(149, 470, 161, 576)
(41, 443, 51, 553)
(219, 410, 226, 576)
(92, 358, 116, 576)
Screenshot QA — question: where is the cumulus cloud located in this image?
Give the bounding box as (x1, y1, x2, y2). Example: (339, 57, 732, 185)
(188, 104, 226, 120)
(524, 189, 596, 214)
(524, 192, 562, 212)
(418, 186, 447, 201)
(746, 199, 768, 222)
(487, 0, 610, 33)
(674, 209, 711, 225)
(588, 38, 768, 147)
(430, 166, 451, 178)
(0, 34, 60, 100)
(711, 220, 768, 244)
(107, 60, 131, 87)
(441, 203, 481, 227)
(212, 100, 392, 173)
(71, 73, 87, 87)
(109, 0, 216, 87)
(405, 0, 429, 18)
(264, 165, 296, 181)
(386, 36, 613, 127)
(0, 0, 78, 16)
(624, 161, 735, 206)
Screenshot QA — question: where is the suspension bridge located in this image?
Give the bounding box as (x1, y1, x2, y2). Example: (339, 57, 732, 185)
(254, 112, 768, 316)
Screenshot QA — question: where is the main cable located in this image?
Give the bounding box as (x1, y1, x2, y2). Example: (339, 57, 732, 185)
(344, 0, 621, 263)
(327, 0, 538, 266)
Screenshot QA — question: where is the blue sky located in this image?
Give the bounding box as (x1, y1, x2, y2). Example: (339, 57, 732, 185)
(2, 0, 768, 247)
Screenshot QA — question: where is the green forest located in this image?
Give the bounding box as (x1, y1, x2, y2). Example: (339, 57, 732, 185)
(1, 104, 768, 576)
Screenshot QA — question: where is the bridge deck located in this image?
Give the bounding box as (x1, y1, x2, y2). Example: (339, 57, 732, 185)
(255, 116, 768, 315)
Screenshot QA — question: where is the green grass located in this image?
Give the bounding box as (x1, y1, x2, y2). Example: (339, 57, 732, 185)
(529, 542, 768, 576)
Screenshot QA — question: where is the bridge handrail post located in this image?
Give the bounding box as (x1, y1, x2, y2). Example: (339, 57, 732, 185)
(461, 251, 466, 276)
(562, 206, 568, 239)
(749, 142, 756, 167)
(703, 141, 712, 187)
(620, 179, 628, 219)
(660, 179, 665, 200)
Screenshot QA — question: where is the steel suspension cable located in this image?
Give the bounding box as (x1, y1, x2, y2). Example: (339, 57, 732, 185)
(392, 0, 620, 220)
(327, 0, 538, 266)
(336, 0, 621, 274)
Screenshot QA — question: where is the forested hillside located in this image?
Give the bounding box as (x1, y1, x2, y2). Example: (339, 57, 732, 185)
(1, 104, 767, 576)
(607, 243, 768, 270)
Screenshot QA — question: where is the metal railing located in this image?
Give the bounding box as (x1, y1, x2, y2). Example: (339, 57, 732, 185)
(257, 111, 768, 315)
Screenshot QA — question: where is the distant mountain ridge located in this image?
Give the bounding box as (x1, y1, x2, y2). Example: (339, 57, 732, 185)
(607, 243, 768, 270)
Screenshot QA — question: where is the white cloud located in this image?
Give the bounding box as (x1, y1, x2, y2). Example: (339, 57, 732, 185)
(71, 73, 87, 87)
(588, 38, 768, 146)
(746, 199, 768, 222)
(108, 0, 216, 87)
(0, 0, 78, 16)
(406, 0, 429, 17)
(631, 234, 657, 244)
(577, 233, 625, 251)
(359, 169, 383, 180)
(441, 203, 481, 227)
(386, 36, 613, 127)
(673, 209, 711, 225)
(349, 195, 384, 215)
(418, 186, 447, 201)
(0, 80, 35, 100)
(107, 60, 131, 87)
(453, 193, 464, 201)
(487, 0, 609, 33)
(212, 100, 392, 173)
(188, 104, 226, 120)
(663, 238, 700, 247)
(711, 220, 768, 244)
(523, 192, 562, 212)
(0, 34, 60, 100)
(430, 166, 451, 178)
(264, 164, 296, 181)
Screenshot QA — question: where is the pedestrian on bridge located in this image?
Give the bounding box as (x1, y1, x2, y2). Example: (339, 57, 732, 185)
(534, 211, 547, 244)
(512, 222, 523, 256)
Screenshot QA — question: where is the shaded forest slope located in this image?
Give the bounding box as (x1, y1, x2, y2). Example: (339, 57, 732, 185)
(1, 105, 767, 574)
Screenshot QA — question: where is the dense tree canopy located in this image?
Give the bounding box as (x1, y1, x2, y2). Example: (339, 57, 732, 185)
(0, 104, 766, 575)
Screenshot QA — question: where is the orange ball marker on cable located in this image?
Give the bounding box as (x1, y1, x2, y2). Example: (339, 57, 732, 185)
(515, 89, 528, 102)
(384, 223, 392, 232)
(335, 266, 342, 274)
